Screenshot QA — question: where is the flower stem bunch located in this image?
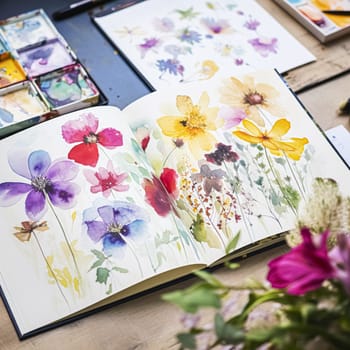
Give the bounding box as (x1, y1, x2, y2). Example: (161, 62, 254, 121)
(163, 227, 350, 349)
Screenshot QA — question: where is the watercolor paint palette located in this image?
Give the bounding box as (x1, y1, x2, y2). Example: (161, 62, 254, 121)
(273, 0, 350, 43)
(0, 9, 104, 138)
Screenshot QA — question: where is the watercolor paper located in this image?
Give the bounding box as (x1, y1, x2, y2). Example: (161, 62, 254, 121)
(93, 0, 316, 90)
(19, 38, 75, 77)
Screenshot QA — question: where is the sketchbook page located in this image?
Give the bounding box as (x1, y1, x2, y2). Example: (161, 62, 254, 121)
(0, 105, 204, 336)
(93, 0, 315, 90)
(122, 69, 350, 267)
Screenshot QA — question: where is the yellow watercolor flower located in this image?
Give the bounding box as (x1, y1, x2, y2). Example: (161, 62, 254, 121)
(157, 92, 223, 157)
(220, 75, 284, 126)
(233, 118, 309, 160)
(199, 60, 219, 80)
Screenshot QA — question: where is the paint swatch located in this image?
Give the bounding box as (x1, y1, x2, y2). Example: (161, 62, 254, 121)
(0, 9, 103, 138)
(35, 64, 99, 114)
(18, 38, 75, 77)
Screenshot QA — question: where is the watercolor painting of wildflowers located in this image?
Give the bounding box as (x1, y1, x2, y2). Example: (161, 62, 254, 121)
(94, 0, 315, 90)
(0, 70, 349, 337)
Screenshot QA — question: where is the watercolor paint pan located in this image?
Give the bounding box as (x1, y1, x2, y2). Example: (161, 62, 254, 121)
(0, 80, 52, 138)
(18, 38, 76, 78)
(0, 9, 58, 51)
(0, 8, 107, 139)
(34, 63, 101, 115)
(0, 34, 10, 58)
(0, 52, 27, 88)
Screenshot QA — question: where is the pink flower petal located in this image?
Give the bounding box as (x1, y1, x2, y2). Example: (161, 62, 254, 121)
(98, 128, 123, 148)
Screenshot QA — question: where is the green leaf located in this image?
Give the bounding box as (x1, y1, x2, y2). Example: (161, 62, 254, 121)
(190, 214, 207, 242)
(224, 262, 240, 270)
(89, 259, 105, 271)
(177, 333, 196, 349)
(91, 249, 106, 260)
(96, 267, 110, 284)
(162, 284, 221, 313)
(225, 231, 241, 254)
(194, 270, 224, 288)
(112, 266, 128, 273)
(214, 313, 244, 344)
(106, 283, 113, 295)
(130, 172, 140, 183)
(138, 166, 150, 177)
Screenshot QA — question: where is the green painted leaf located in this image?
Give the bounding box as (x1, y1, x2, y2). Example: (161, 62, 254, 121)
(112, 266, 128, 273)
(91, 249, 106, 260)
(106, 283, 113, 295)
(225, 231, 241, 254)
(138, 166, 150, 177)
(130, 172, 140, 183)
(190, 214, 207, 242)
(89, 259, 104, 271)
(96, 267, 110, 284)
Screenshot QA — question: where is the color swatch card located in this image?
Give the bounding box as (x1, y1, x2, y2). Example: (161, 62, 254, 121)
(273, 0, 350, 42)
(93, 0, 315, 90)
(0, 9, 103, 138)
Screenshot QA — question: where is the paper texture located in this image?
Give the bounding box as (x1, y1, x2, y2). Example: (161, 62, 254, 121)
(94, 0, 315, 89)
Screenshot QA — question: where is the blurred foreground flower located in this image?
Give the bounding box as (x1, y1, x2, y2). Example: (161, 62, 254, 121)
(163, 178, 350, 350)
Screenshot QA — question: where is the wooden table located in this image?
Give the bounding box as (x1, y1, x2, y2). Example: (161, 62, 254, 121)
(0, 0, 350, 349)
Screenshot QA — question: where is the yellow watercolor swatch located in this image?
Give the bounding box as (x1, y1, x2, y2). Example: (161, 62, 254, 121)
(0, 54, 26, 88)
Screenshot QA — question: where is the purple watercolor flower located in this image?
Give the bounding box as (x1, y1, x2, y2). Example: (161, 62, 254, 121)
(0, 150, 80, 221)
(191, 164, 226, 196)
(139, 37, 161, 57)
(201, 18, 230, 34)
(244, 18, 260, 31)
(178, 29, 201, 44)
(235, 58, 244, 66)
(84, 201, 148, 258)
(205, 143, 239, 166)
(248, 37, 278, 57)
(152, 17, 175, 32)
(157, 58, 184, 76)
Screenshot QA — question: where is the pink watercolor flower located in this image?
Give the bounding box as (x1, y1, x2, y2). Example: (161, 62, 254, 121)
(267, 228, 335, 295)
(61, 113, 123, 167)
(329, 233, 350, 295)
(219, 106, 247, 129)
(83, 161, 129, 198)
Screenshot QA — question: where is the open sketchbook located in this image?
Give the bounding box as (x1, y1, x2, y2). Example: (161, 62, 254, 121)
(0, 70, 349, 339)
(93, 0, 315, 90)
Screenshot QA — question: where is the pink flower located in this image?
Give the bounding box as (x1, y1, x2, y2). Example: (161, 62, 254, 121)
(218, 106, 246, 129)
(329, 234, 350, 295)
(62, 113, 123, 167)
(84, 161, 129, 197)
(267, 228, 335, 295)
